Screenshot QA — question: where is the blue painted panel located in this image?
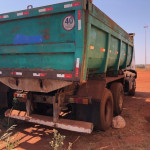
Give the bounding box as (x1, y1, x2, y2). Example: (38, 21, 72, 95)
(14, 34, 44, 44)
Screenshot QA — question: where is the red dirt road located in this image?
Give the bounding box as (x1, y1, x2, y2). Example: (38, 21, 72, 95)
(0, 70, 150, 150)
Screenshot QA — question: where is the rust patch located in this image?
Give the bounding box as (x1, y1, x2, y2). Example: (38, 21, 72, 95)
(11, 27, 19, 34)
(76, 80, 106, 100)
(43, 29, 50, 40)
(60, 34, 66, 37)
(38, 21, 50, 25)
(94, 5, 131, 41)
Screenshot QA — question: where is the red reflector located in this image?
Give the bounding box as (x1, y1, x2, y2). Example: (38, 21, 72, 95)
(10, 72, 22, 76)
(40, 73, 47, 77)
(23, 11, 29, 15)
(14, 93, 17, 98)
(33, 73, 47, 77)
(75, 68, 79, 77)
(45, 7, 53, 11)
(78, 10, 81, 20)
(0, 15, 9, 19)
(17, 11, 29, 16)
(72, 2, 81, 7)
(64, 74, 72, 78)
(74, 98, 82, 104)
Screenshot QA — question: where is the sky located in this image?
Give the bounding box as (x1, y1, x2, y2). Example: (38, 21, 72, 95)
(0, 0, 150, 65)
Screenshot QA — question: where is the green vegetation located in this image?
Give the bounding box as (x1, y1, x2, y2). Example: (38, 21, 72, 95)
(0, 125, 20, 150)
(50, 129, 72, 150)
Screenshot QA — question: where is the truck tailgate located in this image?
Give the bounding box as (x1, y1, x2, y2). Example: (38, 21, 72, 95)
(0, 1, 84, 81)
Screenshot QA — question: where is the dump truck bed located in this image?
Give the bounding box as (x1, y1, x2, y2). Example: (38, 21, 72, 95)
(0, 0, 134, 82)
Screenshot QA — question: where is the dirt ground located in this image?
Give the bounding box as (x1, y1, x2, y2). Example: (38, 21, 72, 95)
(0, 70, 150, 150)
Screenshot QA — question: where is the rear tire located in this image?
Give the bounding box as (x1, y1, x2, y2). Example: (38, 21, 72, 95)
(110, 82, 124, 115)
(99, 88, 113, 131)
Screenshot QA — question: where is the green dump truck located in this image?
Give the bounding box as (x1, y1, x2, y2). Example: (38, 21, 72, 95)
(0, 0, 136, 133)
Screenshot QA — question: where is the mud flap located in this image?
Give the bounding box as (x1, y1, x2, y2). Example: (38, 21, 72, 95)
(76, 79, 106, 100)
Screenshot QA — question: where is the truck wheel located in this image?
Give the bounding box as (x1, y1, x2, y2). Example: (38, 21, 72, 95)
(110, 83, 124, 115)
(99, 88, 113, 131)
(129, 80, 136, 96)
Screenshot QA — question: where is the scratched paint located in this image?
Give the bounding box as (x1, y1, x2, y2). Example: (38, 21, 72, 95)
(13, 34, 44, 45)
(0, 0, 133, 82)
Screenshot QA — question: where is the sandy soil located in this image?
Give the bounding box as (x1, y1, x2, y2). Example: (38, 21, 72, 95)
(0, 70, 150, 150)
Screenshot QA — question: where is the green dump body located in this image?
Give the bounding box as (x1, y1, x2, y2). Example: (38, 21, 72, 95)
(0, 0, 134, 82)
